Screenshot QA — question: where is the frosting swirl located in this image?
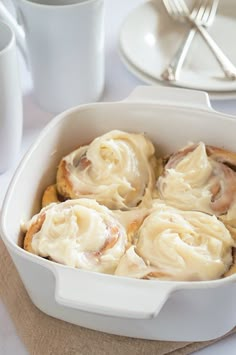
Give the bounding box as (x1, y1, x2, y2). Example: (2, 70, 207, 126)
(157, 142, 236, 216)
(24, 199, 127, 274)
(56, 130, 157, 210)
(115, 201, 235, 281)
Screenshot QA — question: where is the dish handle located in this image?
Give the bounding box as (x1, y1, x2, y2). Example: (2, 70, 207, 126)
(123, 86, 212, 111)
(54, 267, 179, 319)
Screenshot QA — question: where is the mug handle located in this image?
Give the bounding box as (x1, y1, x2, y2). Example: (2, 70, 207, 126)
(0, 2, 27, 62)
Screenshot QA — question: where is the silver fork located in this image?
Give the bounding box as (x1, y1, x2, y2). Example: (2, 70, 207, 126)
(161, 0, 236, 81)
(161, 0, 218, 81)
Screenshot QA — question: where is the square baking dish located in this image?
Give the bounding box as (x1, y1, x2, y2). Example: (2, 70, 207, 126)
(1, 86, 236, 341)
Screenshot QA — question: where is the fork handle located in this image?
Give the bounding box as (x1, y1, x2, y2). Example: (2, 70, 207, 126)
(161, 28, 197, 81)
(190, 19, 236, 80)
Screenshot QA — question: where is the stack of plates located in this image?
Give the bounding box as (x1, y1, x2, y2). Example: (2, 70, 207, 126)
(119, 0, 236, 100)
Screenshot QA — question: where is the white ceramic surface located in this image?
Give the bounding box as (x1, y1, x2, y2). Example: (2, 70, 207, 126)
(0, 21, 22, 173)
(1, 86, 236, 342)
(119, 0, 236, 95)
(0, 0, 105, 113)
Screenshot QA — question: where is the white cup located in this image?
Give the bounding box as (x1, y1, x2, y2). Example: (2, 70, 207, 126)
(0, 21, 22, 174)
(0, 0, 105, 113)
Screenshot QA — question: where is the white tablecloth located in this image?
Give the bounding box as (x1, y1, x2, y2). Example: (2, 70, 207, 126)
(0, 1, 236, 354)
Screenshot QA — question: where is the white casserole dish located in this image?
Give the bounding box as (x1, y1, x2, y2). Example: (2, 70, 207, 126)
(1, 86, 236, 342)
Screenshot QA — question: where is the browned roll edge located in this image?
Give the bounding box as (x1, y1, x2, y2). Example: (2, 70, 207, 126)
(23, 213, 45, 253)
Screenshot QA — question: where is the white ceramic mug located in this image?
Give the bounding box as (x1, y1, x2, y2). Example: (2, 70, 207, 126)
(0, 0, 105, 113)
(0, 20, 22, 173)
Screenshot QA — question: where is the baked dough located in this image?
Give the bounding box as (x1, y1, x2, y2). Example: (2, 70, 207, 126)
(41, 184, 60, 207)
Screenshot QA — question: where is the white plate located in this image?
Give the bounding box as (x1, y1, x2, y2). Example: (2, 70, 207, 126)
(119, 44, 236, 101)
(119, 0, 236, 93)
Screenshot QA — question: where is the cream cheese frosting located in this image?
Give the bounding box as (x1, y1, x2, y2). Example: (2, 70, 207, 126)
(57, 130, 157, 210)
(23, 135, 236, 281)
(26, 199, 128, 274)
(115, 201, 235, 281)
(157, 142, 236, 216)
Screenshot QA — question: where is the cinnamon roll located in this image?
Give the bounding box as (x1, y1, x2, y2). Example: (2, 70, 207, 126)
(157, 142, 236, 217)
(56, 130, 158, 210)
(23, 199, 128, 274)
(115, 201, 235, 281)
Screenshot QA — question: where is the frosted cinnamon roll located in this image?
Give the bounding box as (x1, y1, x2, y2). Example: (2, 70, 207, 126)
(115, 201, 235, 281)
(157, 142, 236, 217)
(23, 199, 128, 274)
(56, 130, 158, 210)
